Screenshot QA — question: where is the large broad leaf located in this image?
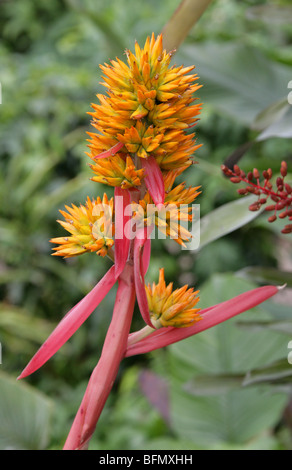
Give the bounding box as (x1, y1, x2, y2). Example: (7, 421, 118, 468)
(251, 98, 290, 132)
(243, 358, 292, 387)
(256, 104, 292, 141)
(0, 371, 54, 450)
(165, 274, 288, 447)
(237, 266, 292, 289)
(236, 319, 292, 336)
(197, 195, 263, 249)
(184, 358, 292, 396)
(178, 42, 291, 126)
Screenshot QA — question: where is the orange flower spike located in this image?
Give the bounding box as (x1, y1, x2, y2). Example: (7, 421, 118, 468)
(89, 155, 144, 189)
(165, 182, 201, 205)
(123, 156, 145, 186)
(50, 196, 114, 258)
(118, 123, 165, 159)
(145, 268, 201, 328)
(88, 33, 201, 175)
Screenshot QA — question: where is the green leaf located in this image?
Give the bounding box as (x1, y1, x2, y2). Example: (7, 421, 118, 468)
(243, 358, 292, 387)
(237, 266, 292, 288)
(136, 437, 202, 451)
(198, 195, 263, 249)
(179, 42, 291, 125)
(184, 373, 244, 396)
(236, 320, 292, 336)
(256, 105, 292, 141)
(0, 371, 54, 450)
(251, 98, 290, 132)
(164, 274, 288, 447)
(184, 359, 292, 396)
(211, 433, 280, 450)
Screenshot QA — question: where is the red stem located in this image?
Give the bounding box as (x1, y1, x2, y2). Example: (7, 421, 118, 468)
(63, 262, 136, 450)
(236, 172, 290, 203)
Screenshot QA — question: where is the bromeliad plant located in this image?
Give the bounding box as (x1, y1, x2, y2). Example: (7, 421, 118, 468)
(19, 34, 283, 450)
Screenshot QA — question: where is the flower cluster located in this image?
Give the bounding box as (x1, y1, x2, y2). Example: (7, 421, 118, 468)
(146, 268, 201, 328)
(222, 161, 292, 234)
(50, 195, 114, 258)
(87, 34, 202, 175)
(51, 34, 202, 258)
(19, 34, 282, 451)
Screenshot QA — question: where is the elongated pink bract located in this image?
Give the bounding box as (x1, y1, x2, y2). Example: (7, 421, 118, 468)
(114, 187, 131, 278)
(133, 228, 153, 328)
(141, 155, 165, 206)
(63, 262, 136, 450)
(93, 141, 124, 160)
(18, 266, 117, 379)
(142, 238, 151, 275)
(126, 285, 280, 357)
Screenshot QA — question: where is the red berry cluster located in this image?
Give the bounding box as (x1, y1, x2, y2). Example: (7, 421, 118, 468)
(221, 161, 292, 234)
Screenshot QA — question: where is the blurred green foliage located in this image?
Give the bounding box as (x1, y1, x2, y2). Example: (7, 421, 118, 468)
(0, 0, 292, 450)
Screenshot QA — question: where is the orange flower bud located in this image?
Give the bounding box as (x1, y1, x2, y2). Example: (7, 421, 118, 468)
(145, 268, 201, 328)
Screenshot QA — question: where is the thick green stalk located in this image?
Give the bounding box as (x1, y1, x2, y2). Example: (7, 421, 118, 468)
(162, 0, 213, 53)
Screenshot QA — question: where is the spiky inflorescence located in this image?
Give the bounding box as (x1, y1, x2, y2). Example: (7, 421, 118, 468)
(145, 268, 201, 328)
(89, 155, 144, 189)
(131, 171, 201, 246)
(87, 32, 202, 185)
(51, 34, 201, 256)
(50, 34, 202, 255)
(50, 195, 114, 258)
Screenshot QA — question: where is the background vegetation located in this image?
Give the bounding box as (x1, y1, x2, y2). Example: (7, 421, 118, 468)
(0, 0, 292, 450)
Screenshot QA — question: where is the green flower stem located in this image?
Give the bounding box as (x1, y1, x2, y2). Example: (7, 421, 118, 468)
(127, 325, 156, 348)
(162, 0, 213, 53)
(106, 246, 115, 263)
